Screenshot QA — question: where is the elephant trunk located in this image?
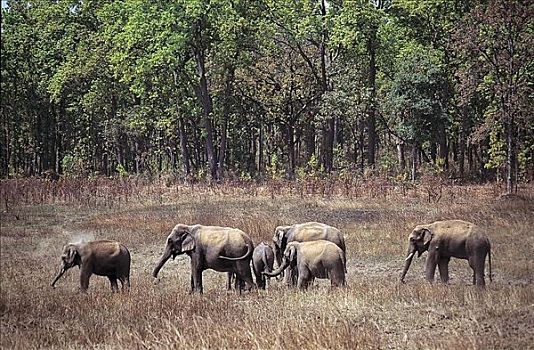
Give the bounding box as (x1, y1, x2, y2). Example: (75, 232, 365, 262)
(153, 247, 172, 278)
(51, 265, 66, 287)
(273, 246, 285, 279)
(400, 245, 416, 283)
(264, 259, 288, 278)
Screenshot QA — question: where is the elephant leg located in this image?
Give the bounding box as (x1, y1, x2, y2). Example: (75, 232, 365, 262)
(235, 263, 255, 292)
(119, 276, 130, 293)
(189, 258, 203, 294)
(438, 257, 450, 284)
(284, 267, 293, 286)
(297, 276, 308, 290)
(469, 255, 486, 287)
(79, 268, 92, 292)
(192, 269, 203, 294)
(108, 277, 119, 293)
(297, 269, 311, 290)
(425, 254, 438, 283)
(330, 267, 345, 288)
(290, 267, 299, 287)
(253, 266, 265, 290)
(226, 272, 233, 291)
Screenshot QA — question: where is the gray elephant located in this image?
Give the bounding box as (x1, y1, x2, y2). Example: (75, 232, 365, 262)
(252, 242, 275, 289)
(400, 220, 492, 286)
(152, 224, 256, 294)
(264, 240, 346, 289)
(51, 240, 131, 292)
(273, 222, 347, 285)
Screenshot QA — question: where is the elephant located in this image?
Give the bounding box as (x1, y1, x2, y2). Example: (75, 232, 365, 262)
(152, 224, 256, 294)
(264, 240, 346, 289)
(252, 242, 275, 289)
(272, 221, 347, 286)
(51, 240, 131, 292)
(400, 220, 492, 286)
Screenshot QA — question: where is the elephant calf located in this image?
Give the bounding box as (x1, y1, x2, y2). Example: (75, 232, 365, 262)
(264, 240, 346, 290)
(252, 242, 275, 289)
(400, 220, 492, 286)
(51, 240, 131, 292)
(273, 221, 347, 287)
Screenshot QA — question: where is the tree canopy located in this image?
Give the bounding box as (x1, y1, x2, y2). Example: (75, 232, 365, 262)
(1, 0, 532, 192)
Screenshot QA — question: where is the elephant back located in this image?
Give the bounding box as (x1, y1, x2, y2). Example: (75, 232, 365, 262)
(87, 240, 126, 259)
(290, 222, 344, 250)
(197, 226, 253, 259)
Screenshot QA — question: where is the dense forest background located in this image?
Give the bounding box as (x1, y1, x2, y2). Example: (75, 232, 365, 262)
(1, 0, 532, 192)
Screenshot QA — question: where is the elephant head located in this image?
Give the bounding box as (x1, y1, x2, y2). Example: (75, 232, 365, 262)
(272, 225, 291, 269)
(264, 242, 298, 278)
(400, 225, 433, 282)
(51, 244, 81, 287)
(152, 224, 199, 278)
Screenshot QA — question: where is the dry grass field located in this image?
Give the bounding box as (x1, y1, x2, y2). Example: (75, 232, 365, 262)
(1, 179, 533, 349)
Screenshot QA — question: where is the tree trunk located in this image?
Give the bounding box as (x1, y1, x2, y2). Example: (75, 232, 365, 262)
(218, 118, 227, 181)
(178, 116, 190, 178)
(195, 54, 217, 180)
(458, 118, 467, 177)
(286, 122, 295, 178)
(217, 66, 235, 181)
(366, 27, 378, 168)
(411, 144, 418, 182)
(506, 114, 514, 194)
(323, 118, 335, 172)
(193, 20, 217, 181)
(437, 123, 449, 169)
(396, 138, 405, 171)
(303, 117, 315, 164)
(319, 0, 334, 173)
(258, 122, 264, 177)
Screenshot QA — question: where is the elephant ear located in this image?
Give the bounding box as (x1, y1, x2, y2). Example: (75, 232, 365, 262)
(422, 228, 433, 246)
(181, 233, 196, 252)
(288, 246, 297, 264)
(273, 227, 285, 247)
(65, 245, 78, 265)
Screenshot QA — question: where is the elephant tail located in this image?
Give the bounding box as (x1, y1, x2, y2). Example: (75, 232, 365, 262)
(262, 252, 272, 273)
(488, 248, 492, 283)
(340, 250, 347, 274)
(219, 242, 253, 261)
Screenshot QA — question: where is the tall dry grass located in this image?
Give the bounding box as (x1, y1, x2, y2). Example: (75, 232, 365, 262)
(1, 179, 533, 349)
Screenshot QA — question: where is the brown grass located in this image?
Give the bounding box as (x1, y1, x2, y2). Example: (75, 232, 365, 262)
(1, 180, 533, 349)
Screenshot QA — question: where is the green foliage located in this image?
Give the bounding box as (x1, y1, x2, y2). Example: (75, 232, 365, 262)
(484, 123, 506, 171)
(61, 154, 86, 176)
(115, 163, 129, 178)
(1, 0, 532, 190)
(384, 43, 448, 143)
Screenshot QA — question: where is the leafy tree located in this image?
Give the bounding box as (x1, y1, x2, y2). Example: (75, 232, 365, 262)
(454, 0, 533, 193)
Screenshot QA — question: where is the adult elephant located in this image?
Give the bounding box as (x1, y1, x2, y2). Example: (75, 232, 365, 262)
(264, 240, 346, 290)
(273, 221, 347, 285)
(51, 240, 131, 292)
(400, 220, 492, 286)
(152, 224, 256, 294)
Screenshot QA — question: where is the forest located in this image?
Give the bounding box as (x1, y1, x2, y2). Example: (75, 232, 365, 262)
(1, 0, 533, 193)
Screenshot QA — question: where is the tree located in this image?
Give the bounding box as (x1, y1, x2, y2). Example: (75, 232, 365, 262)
(454, 0, 533, 193)
(383, 44, 449, 180)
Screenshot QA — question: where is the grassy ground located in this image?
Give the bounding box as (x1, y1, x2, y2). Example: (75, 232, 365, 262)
(1, 181, 533, 349)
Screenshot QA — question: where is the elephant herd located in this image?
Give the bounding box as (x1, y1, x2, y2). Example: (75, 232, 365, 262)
(50, 220, 492, 293)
